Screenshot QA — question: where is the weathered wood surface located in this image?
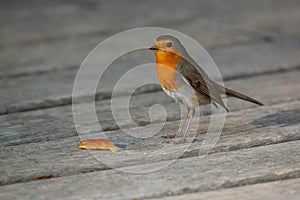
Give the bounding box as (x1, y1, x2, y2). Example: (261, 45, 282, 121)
(1, 0, 300, 114)
(1, 0, 300, 76)
(1, 39, 300, 115)
(148, 178, 300, 200)
(1, 141, 299, 200)
(1, 69, 299, 147)
(1, 0, 300, 199)
(1, 100, 300, 184)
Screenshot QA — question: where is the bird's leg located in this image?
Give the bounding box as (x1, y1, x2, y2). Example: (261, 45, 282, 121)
(174, 107, 195, 143)
(175, 109, 189, 136)
(161, 107, 189, 139)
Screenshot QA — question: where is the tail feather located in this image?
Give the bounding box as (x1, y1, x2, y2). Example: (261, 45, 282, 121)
(224, 87, 264, 106)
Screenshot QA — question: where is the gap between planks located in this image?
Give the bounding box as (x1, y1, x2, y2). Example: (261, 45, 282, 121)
(1, 38, 300, 115)
(0, 141, 299, 200)
(1, 100, 299, 185)
(1, 68, 300, 147)
(146, 178, 300, 200)
(1, 62, 300, 116)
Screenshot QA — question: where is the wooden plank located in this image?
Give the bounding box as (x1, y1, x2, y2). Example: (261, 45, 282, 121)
(1, 69, 299, 146)
(148, 178, 300, 200)
(1, 1, 299, 198)
(0, 68, 298, 151)
(2, 0, 299, 46)
(1, 0, 300, 76)
(0, 141, 299, 199)
(209, 39, 300, 80)
(1, 100, 299, 185)
(1, 40, 300, 114)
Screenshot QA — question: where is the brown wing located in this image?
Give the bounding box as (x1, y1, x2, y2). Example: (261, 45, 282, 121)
(179, 59, 229, 111)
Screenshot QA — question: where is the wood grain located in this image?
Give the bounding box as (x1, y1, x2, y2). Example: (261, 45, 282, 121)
(1, 0, 300, 114)
(1, 1, 299, 199)
(0, 141, 299, 199)
(1, 69, 299, 146)
(148, 178, 300, 200)
(1, 100, 299, 185)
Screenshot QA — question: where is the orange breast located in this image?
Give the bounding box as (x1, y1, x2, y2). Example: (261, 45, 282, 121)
(155, 51, 183, 92)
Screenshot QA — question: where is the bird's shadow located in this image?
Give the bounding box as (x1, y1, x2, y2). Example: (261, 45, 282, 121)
(251, 109, 300, 128)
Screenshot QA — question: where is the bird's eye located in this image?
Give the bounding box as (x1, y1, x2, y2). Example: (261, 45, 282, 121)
(166, 42, 173, 48)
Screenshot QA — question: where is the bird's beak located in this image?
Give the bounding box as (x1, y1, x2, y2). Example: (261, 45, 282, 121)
(149, 45, 159, 50)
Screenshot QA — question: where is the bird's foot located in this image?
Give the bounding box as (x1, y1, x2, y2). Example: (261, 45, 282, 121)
(161, 134, 176, 139)
(161, 130, 182, 139)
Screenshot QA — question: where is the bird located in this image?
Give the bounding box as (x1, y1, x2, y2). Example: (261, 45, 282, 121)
(149, 35, 263, 142)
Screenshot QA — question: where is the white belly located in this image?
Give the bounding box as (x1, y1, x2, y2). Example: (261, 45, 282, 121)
(161, 86, 198, 107)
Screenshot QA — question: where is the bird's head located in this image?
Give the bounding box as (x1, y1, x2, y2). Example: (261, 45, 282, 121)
(149, 35, 186, 64)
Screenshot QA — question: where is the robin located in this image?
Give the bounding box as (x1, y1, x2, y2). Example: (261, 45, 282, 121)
(149, 35, 263, 142)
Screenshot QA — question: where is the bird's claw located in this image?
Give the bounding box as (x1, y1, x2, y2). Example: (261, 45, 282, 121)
(161, 134, 176, 139)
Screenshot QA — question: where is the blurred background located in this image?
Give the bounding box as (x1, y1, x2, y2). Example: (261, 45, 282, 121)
(1, 0, 299, 73)
(1, 0, 300, 114)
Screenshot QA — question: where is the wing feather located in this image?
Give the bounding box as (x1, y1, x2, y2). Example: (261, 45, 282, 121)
(179, 59, 229, 111)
